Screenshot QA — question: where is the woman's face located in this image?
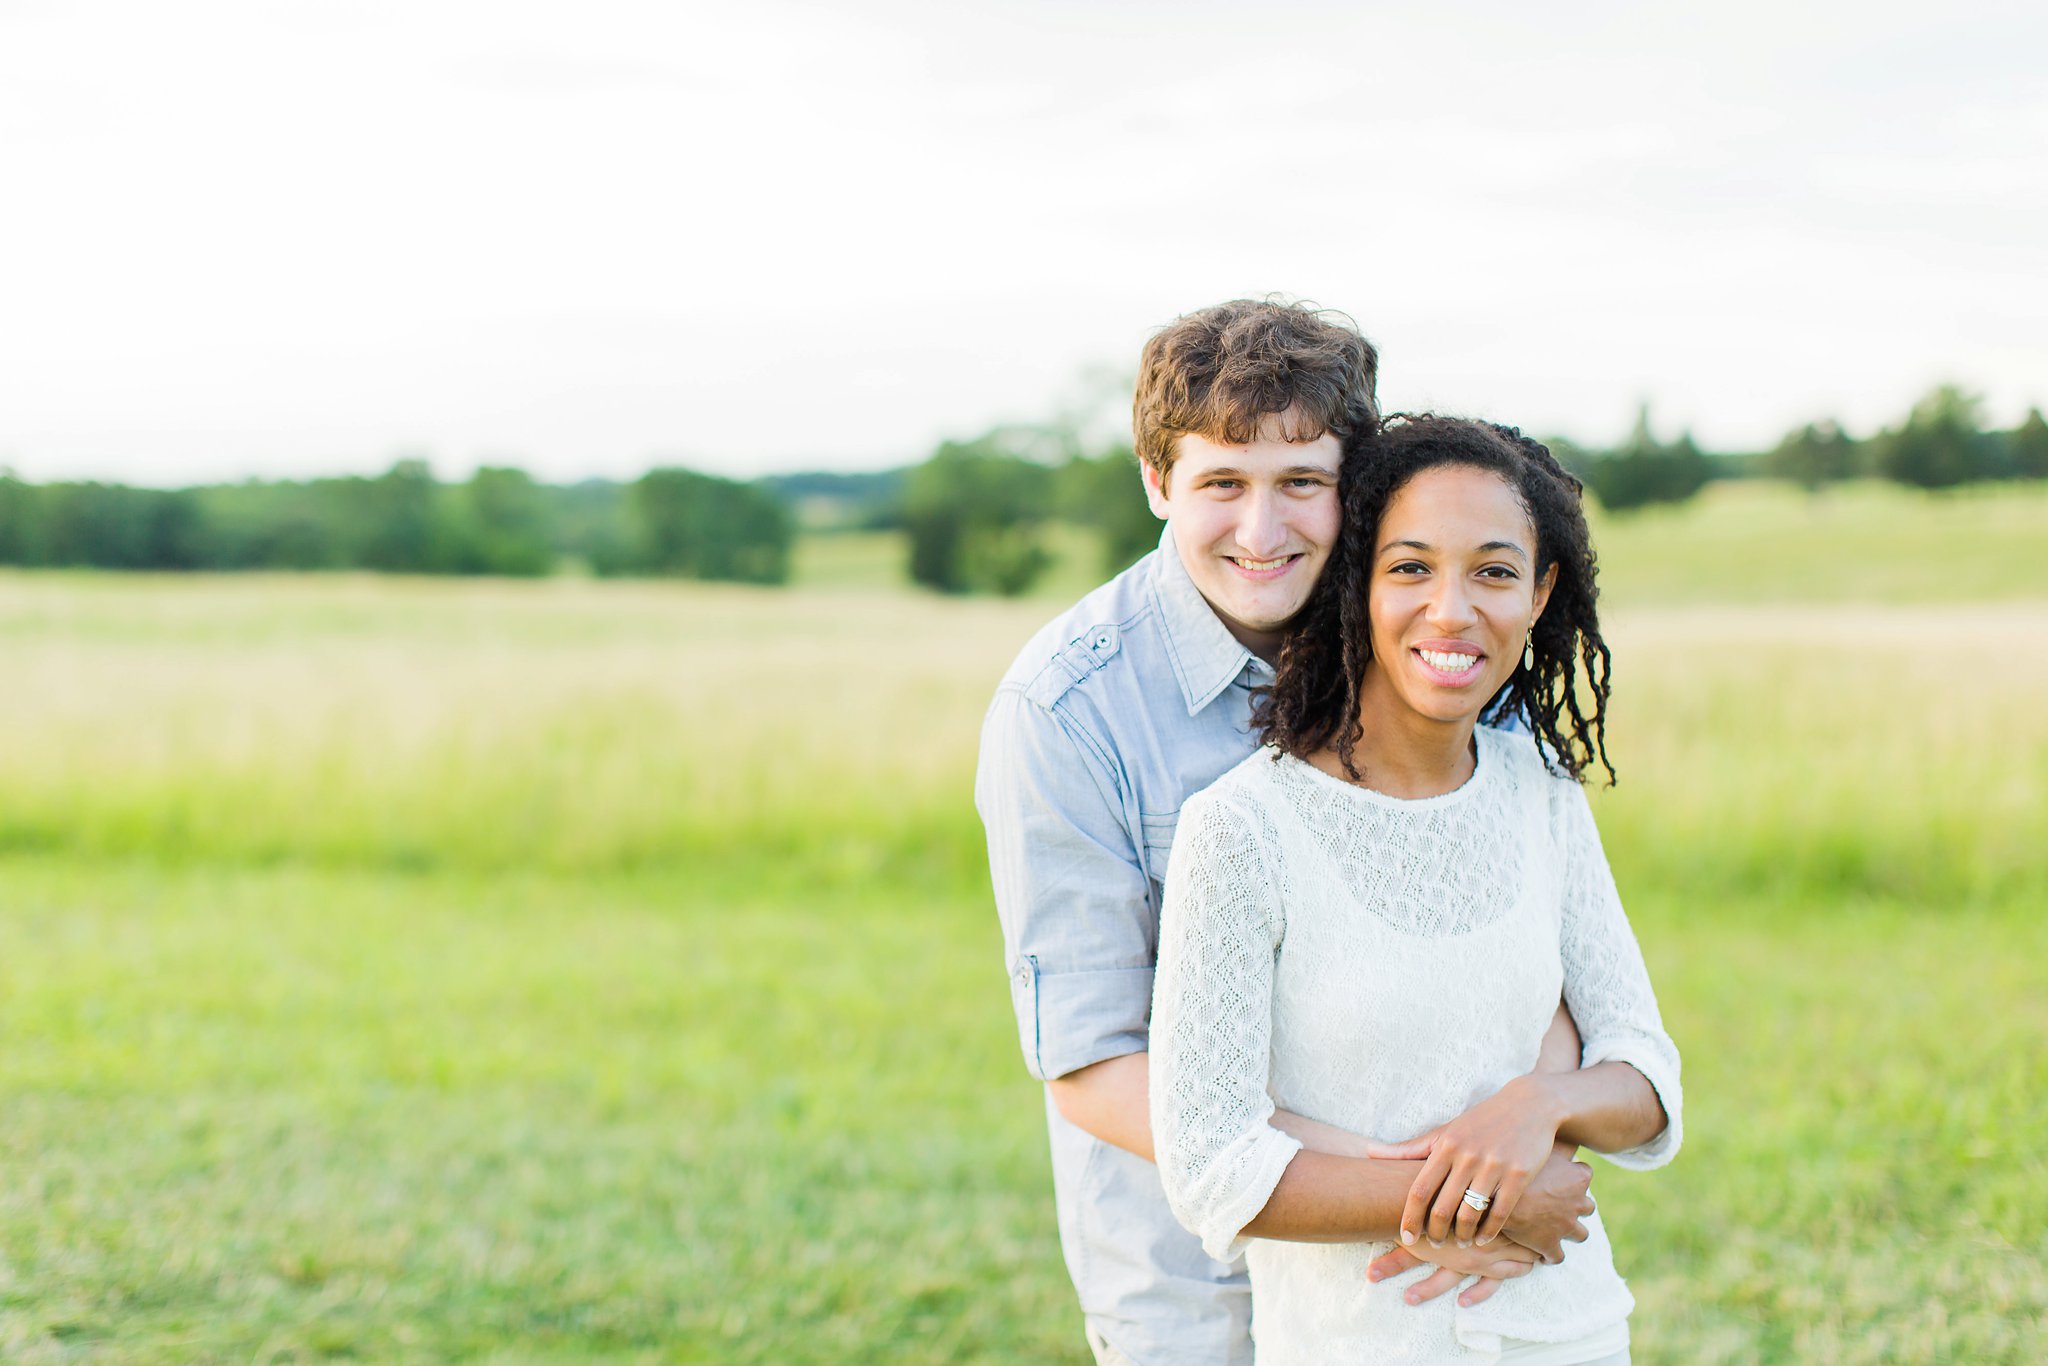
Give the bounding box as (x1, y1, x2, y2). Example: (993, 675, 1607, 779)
(1361, 463, 1556, 728)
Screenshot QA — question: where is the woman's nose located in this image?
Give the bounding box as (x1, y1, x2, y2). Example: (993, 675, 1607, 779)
(1426, 581, 1479, 629)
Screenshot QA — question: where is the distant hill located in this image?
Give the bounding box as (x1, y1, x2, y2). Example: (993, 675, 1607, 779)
(759, 468, 908, 530)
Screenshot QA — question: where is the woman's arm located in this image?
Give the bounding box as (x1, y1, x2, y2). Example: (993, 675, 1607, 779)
(1387, 1062, 1662, 1249)
(1551, 781, 1683, 1169)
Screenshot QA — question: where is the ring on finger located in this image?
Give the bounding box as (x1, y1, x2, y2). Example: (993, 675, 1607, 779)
(1461, 1187, 1493, 1213)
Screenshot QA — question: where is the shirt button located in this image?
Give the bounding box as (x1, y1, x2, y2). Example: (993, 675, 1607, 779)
(1014, 965, 1031, 986)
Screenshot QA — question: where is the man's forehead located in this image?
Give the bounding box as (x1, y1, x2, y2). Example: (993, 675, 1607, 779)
(1173, 427, 1342, 477)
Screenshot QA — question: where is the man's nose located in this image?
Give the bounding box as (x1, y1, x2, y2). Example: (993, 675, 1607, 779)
(1235, 493, 1288, 558)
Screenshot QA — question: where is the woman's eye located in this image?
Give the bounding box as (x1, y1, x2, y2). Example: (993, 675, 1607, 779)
(1478, 565, 1520, 580)
(1388, 561, 1427, 575)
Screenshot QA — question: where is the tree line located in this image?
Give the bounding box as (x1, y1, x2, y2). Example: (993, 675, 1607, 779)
(898, 384, 2048, 597)
(4, 384, 2040, 590)
(0, 461, 794, 583)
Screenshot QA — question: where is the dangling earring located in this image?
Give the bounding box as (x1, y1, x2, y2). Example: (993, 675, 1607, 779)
(1522, 625, 1536, 672)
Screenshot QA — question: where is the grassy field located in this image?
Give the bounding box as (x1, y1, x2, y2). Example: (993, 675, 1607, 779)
(3, 480, 2046, 1363)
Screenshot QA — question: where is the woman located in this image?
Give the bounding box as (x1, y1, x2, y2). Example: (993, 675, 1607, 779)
(1149, 416, 1682, 1365)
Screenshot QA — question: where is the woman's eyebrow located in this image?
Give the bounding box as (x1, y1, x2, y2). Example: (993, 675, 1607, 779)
(1377, 538, 1530, 560)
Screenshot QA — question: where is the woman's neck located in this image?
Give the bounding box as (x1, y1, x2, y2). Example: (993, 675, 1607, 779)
(1314, 669, 1481, 799)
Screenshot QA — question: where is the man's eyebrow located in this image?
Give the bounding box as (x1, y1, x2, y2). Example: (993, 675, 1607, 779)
(1279, 465, 1337, 478)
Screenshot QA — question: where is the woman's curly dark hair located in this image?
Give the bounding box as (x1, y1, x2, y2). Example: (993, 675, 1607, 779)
(1254, 414, 1615, 784)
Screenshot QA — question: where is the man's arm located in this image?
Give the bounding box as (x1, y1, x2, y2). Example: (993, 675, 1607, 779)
(1050, 1053, 1371, 1165)
(976, 689, 1158, 1089)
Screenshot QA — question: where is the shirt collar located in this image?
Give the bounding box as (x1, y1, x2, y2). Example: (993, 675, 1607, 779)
(1149, 525, 1272, 717)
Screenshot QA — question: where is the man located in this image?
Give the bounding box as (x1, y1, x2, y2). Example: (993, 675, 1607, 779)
(975, 298, 1594, 1364)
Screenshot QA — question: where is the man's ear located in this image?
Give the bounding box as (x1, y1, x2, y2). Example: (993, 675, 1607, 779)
(1531, 563, 1560, 623)
(1140, 458, 1171, 520)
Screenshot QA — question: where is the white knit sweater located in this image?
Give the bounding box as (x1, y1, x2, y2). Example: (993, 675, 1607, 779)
(1150, 727, 1683, 1365)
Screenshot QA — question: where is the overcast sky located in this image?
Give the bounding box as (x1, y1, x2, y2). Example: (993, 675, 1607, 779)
(2, 0, 2043, 485)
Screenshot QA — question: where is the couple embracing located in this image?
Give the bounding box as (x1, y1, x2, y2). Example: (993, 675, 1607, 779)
(976, 298, 1682, 1365)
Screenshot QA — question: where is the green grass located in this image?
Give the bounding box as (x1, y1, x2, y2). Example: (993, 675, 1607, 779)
(1586, 479, 2048, 607)
(0, 863, 1072, 1364)
(2, 482, 2046, 1361)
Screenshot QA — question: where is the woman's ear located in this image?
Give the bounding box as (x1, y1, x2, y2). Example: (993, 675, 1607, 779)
(1531, 563, 1559, 623)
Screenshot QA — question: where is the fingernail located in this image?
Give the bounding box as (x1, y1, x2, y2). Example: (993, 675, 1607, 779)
(1457, 1239, 1469, 1248)
(1404, 1292, 1418, 1305)
(1367, 1270, 1382, 1282)
(1401, 1231, 1415, 1245)
(1477, 1236, 1492, 1247)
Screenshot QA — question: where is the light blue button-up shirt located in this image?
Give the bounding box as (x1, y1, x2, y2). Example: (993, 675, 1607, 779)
(976, 529, 1273, 1366)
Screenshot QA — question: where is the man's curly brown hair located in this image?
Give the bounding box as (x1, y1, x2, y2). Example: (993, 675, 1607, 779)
(1254, 414, 1616, 785)
(1133, 297, 1379, 489)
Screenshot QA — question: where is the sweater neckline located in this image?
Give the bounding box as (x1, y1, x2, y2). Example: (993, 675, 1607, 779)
(1274, 728, 1495, 811)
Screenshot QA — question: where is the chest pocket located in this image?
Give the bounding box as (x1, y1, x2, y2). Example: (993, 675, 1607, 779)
(1138, 810, 1181, 890)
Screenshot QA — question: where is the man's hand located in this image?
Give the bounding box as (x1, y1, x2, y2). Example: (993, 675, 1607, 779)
(1501, 1143, 1595, 1262)
(1365, 1238, 1541, 1308)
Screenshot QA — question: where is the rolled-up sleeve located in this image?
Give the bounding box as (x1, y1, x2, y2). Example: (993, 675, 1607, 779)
(1149, 792, 1302, 1261)
(1555, 782, 1684, 1170)
(976, 686, 1158, 1081)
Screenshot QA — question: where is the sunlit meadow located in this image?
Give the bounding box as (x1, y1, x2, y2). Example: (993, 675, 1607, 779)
(1, 482, 2044, 1363)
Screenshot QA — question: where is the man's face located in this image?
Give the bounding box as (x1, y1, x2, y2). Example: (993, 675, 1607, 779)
(1142, 412, 1343, 657)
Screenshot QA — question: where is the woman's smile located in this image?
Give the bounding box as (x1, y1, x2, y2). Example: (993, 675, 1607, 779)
(1411, 640, 1487, 685)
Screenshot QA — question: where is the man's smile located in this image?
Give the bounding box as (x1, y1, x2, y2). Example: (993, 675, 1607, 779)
(1227, 553, 1302, 576)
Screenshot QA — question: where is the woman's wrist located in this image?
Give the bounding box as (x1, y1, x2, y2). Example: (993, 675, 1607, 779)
(1503, 1072, 1571, 1140)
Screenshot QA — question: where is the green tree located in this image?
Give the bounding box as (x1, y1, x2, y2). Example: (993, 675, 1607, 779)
(1056, 443, 1159, 575)
(628, 467, 792, 584)
(903, 434, 1054, 595)
(0, 472, 43, 564)
(463, 467, 554, 576)
(351, 458, 444, 572)
(1875, 386, 1993, 489)
(2008, 407, 2048, 480)
(1765, 419, 1859, 492)
(1580, 405, 1715, 512)
(32, 483, 205, 568)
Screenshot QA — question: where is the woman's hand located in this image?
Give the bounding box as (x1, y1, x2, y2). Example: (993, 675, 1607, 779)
(1367, 1075, 1570, 1249)
(1366, 1238, 1542, 1307)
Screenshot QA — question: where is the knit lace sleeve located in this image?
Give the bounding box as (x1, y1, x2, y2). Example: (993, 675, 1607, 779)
(1149, 784, 1304, 1261)
(1555, 780, 1684, 1169)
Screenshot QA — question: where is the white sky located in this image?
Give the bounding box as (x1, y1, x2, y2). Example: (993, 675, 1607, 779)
(2, 0, 2043, 485)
